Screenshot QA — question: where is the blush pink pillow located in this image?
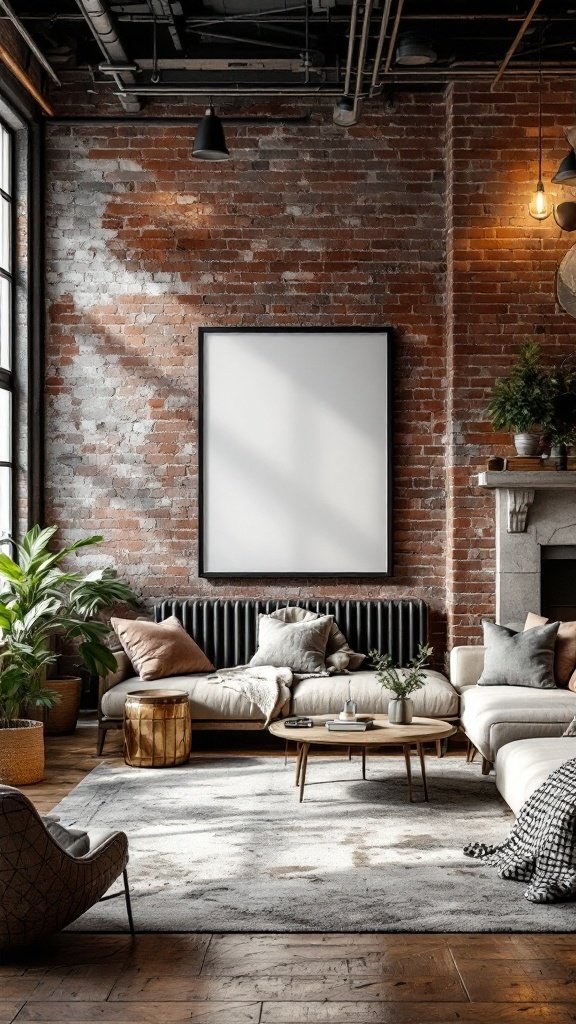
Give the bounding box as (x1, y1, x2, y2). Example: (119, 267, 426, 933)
(524, 612, 576, 687)
(111, 615, 214, 681)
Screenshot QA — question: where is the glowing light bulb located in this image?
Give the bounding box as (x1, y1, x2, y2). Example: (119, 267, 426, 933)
(528, 181, 551, 220)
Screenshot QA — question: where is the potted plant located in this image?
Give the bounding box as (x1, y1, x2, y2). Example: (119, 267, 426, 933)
(0, 525, 136, 785)
(544, 359, 576, 470)
(369, 643, 433, 725)
(487, 340, 554, 456)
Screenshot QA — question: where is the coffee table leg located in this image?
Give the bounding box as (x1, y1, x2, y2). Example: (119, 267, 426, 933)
(361, 746, 366, 780)
(299, 743, 310, 803)
(403, 745, 414, 802)
(294, 743, 303, 786)
(417, 743, 429, 802)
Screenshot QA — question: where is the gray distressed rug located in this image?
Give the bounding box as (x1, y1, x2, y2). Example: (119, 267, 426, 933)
(52, 754, 576, 932)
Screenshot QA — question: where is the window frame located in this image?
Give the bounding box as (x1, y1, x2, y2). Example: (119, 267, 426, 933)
(0, 115, 15, 546)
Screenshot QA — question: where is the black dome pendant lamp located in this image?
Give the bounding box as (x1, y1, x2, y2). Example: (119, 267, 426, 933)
(193, 104, 230, 161)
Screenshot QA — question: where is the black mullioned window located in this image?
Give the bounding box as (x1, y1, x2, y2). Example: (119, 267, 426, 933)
(0, 119, 13, 548)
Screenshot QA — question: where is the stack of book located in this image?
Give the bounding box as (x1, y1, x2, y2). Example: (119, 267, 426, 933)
(325, 718, 374, 732)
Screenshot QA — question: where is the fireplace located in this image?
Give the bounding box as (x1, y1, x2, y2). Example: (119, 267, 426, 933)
(541, 546, 576, 622)
(477, 470, 576, 625)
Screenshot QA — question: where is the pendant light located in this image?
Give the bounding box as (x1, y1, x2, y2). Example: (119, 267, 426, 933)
(528, 34, 551, 220)
(193, 104, 230, 161)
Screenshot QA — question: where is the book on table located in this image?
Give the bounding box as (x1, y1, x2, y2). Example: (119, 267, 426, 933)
(325, 719, 375, 732)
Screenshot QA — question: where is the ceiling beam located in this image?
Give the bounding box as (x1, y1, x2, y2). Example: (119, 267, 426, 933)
(0, 0, 60, 84)
(148, 1, 184, 53)
(491, 0, 545, 91)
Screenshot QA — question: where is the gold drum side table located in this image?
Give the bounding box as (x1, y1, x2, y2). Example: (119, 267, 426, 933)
(124, 690, 191, 768)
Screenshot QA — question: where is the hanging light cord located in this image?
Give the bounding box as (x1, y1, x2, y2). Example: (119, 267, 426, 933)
(537, 28, 543, 184)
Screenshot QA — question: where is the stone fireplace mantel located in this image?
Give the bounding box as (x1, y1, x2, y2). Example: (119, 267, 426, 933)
(477, 470, 576, 624)
(478, 471, 576, 534)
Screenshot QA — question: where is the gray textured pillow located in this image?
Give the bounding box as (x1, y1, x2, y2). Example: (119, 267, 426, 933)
(250, 614, 333, 674)
(477, 620, 559, 689)
(270, 606, 365, 671)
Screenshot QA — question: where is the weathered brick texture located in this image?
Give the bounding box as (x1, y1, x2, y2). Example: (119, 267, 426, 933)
(43, 80, 576, 656)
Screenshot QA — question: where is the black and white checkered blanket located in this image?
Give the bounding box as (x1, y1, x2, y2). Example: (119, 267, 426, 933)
(464, 757, 576, 903)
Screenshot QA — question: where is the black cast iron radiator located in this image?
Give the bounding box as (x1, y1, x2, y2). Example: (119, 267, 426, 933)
(154, 599, 428, 670)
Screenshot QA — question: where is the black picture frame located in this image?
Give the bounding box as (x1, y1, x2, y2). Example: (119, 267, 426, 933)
(198, 326, 393, 578)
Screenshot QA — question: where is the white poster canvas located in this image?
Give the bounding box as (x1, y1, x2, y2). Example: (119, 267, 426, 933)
(200, 328, 392, 576)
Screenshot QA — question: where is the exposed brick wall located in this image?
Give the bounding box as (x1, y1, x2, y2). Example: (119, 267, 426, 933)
(447, 79, 576, 646)
(43, 77, 576, 657)
(44, 91, 448, 655)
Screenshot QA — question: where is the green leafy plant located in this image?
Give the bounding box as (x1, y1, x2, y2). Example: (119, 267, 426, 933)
(369, 643, 433, 699)
(487, 340, 554, 434)
(544, 360, 576, 448)
(0, 526, 137, 726)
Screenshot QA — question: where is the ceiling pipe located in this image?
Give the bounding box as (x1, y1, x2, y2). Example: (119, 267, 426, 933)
(74, 0, 141, 111)
(384, 0, 406, 74)
(491, 0, 545, 91)
(352, 0, 375, 110)
(0, 0, 60, 84)
(370, 0, 394, 95)
(148, 0, 184, 53)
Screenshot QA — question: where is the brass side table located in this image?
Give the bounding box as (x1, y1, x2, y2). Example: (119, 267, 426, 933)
(124, 690, 191, 768)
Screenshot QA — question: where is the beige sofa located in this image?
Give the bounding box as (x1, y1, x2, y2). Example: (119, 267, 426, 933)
(450, 645, 576, 773)
(100, 663, 458, 748)
(496, 737, 576, 815)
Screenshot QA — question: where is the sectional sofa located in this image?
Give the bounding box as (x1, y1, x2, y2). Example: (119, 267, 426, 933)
(450, 644, 576, 773)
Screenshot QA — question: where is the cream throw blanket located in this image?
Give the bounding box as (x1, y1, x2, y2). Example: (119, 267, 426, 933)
(214, 666, 331, 726)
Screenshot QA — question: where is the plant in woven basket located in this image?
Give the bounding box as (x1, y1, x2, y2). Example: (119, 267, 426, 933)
(0, 526, 137, 782)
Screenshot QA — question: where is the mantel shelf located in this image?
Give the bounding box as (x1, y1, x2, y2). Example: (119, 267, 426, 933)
(477, 471, 576, 533)
(478, 471, 576, 490)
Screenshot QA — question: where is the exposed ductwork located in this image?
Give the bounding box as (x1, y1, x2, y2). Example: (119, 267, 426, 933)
(74, 0, 141, 111)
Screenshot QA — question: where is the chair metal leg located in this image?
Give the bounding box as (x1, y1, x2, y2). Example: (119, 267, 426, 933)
(123, 868, 135, 935)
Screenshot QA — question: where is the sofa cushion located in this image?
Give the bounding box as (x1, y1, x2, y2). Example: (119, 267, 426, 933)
(496, 737, 576, 816)
(524, 612, 576, 687)
(250, 614, 333, 674)
(111, 616, 214, 681)
(461, 684, 576, 763)
(101, 674, 265, 722)
(269, 606, 365, 671)
(477, 620, 559, 690)
(291, 669, 458, 719)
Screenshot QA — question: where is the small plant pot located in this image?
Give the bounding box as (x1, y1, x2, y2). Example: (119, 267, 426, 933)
(44, 676, 82, 735)
(0, 720, 44, 785)
(513, 432, 540, 457)
(553, 443, 568, 471)
(388, 697, 414, 725)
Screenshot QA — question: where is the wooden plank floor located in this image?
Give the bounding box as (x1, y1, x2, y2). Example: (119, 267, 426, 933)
(2, 721, 575, 1024)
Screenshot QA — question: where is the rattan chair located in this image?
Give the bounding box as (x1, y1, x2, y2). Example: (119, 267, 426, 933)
(0, 785, 134, 950)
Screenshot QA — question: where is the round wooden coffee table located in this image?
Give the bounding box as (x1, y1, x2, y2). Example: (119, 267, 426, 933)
(269, 716, 456, 803)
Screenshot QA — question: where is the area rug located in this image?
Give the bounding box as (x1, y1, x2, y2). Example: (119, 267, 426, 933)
(52, 754, 576, 932)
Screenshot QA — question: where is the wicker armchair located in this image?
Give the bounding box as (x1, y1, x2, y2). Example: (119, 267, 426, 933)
(0, 785, 133, 950)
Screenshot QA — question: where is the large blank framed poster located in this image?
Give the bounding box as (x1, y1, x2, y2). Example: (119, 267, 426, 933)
(199, 327, 393, 577)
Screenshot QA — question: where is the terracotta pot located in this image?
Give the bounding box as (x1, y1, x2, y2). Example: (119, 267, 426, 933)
(0, 720, 44, 785)
(44, 676, 82, 735)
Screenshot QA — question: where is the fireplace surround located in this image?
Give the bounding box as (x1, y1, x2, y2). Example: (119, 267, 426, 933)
(478, 471, 576, 625)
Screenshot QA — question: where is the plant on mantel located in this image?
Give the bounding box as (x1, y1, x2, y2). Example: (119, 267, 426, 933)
(0, 526, 137, 785)
(544, 358, 576, 468)
(487, 340, 555, 457)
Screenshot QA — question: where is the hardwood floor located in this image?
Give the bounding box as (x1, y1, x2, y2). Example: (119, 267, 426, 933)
(3, 721, 575, 1024)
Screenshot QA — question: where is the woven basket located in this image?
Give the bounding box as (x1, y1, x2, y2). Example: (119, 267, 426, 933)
(0, 720, 45, 786)
(44, 677, 82, 736)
